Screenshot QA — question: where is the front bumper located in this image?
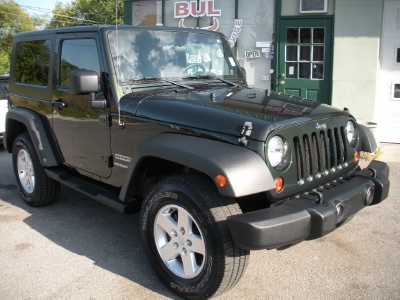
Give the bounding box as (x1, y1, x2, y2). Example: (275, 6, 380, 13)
(227, 160, 390, 250)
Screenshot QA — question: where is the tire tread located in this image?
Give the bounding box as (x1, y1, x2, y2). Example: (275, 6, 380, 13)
(145, 174, 249, 299)
(13, 133, 60, 207)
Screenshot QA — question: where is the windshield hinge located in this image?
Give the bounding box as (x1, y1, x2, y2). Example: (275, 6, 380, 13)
(238, 122, 253, 145)
(99, 114, 112, 127)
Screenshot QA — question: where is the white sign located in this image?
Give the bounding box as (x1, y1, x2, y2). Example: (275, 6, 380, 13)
(174, 0, 221, 18)
(256, 41, 271, 48)
(245, 50, 260, 59)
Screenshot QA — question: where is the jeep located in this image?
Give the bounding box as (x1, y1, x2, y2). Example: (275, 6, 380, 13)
(5, 25, 390, 299)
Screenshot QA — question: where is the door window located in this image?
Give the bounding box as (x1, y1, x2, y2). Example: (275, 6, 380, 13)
(285, 27, 325, 80)
(59, 39, 101, 87)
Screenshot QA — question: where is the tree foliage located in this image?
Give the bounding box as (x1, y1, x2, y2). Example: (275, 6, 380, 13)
(0, 0, 36, 74)
(0, 0, 124, 75)
(47, 0, 124, 29)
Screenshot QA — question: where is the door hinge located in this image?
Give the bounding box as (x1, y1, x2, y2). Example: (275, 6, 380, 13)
(101, 154, 113, 168)
(99, 114, 112, 127)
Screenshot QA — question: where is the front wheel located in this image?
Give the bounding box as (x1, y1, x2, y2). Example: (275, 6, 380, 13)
(140, 174, 249, 299)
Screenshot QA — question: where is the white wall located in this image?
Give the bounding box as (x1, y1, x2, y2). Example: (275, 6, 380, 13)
(331, 0, 383, 128)
(376, 0, 400, 143)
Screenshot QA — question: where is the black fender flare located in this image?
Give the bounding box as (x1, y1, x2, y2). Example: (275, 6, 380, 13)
(358, 123, 377, 153)
(120, 133, 275, 199)
(5, 108, 62, 167)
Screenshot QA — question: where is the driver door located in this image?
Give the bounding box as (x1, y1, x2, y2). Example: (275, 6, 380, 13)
(52, 34, 111, 179)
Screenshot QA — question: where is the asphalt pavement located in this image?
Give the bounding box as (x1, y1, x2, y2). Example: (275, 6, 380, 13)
(0, 144, 399, 299)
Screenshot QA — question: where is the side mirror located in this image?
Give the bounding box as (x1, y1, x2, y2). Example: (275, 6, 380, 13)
(70, 70, 99, 95)
(240, 67, 247, 81)
(69, 70, 107, 109)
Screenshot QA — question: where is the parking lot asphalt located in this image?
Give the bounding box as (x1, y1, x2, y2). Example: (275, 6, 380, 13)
(0, 144, 399, 299)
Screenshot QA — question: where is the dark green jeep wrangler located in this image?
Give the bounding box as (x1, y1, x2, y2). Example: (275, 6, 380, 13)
(5, 25, 390, 299)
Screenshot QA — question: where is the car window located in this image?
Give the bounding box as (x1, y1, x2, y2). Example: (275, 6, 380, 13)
(15, 40, 51, 86)
(0, 83, 8, 99)
(59, 38, 101, 87)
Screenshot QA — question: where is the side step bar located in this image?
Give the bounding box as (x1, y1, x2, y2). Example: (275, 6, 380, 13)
(45, 168, 140, 214)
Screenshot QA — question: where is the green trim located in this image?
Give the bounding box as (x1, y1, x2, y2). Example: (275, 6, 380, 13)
(276, 17, 334, 104)
(233, 0, 239, 56)
(235, 0, 239, 19)
(197, 0, 200, 27)
(162, 0, 165, 25)
(280, 15, 334, 20)
(274, 0, 334, 104)
(124, 1, 132, 25)
(273, 0, 282, 91)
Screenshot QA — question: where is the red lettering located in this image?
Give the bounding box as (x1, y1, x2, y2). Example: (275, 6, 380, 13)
(174, 2, 190, 18)
(191, 1, 206, 16)
(175, 0, 221, 18)
(207, 0, 221, 16)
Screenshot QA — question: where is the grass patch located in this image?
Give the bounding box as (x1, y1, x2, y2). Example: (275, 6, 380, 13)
(360, 145, 383, 161)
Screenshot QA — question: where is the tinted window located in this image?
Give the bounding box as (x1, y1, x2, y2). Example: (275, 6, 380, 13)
(0, 83, 8, 99)
(15, 40, 51, 86)
(60, 39, 101, 87)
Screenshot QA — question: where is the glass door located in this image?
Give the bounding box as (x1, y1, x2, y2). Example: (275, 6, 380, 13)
(278, 18, 332, 104)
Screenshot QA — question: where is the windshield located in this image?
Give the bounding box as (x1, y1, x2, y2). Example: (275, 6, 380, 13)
(107, 30, 244, 84)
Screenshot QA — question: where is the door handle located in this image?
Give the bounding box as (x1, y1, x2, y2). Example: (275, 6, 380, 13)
(279, 80, 285, 86)
(51, 98, 68, 110)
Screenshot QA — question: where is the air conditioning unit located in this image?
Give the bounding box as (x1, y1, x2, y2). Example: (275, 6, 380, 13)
(300, 0, 328, 13)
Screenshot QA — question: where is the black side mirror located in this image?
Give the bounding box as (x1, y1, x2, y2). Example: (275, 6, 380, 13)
(70, 70, 107, 109)
(240, 67, 247, 81)
(70, 70, 99, 95)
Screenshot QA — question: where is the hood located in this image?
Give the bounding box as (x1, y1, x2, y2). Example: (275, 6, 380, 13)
(119, 85, 350, 141)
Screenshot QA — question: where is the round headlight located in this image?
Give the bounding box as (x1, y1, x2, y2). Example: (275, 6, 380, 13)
(346, 121, 355, 143)
(268, 136, 284, 167)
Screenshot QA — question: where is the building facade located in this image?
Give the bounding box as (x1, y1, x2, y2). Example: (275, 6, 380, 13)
(123, 0, 400, 143)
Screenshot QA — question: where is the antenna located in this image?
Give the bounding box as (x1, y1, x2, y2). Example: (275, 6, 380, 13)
(115, 0, 122, 127)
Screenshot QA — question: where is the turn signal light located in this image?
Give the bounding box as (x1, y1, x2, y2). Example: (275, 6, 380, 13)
(215, 174, 227, 187)
(274, 176, 284, 193)
(354, 151, 359, 162)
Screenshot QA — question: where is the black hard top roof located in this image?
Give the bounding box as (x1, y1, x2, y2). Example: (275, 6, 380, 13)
(14, 25, 224, 38)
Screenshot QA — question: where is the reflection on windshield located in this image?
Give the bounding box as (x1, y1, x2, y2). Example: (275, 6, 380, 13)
(107, 30, 242, 83)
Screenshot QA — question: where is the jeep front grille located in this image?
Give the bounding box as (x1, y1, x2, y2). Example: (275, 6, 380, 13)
(294, 127, 347, 181)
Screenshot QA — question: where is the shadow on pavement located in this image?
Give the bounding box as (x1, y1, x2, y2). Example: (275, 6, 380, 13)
(0, 179, 180, 299)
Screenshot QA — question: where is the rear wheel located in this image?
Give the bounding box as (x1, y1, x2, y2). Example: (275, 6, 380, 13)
(12, 133, 60, 207)
(140, 174, 249, 299)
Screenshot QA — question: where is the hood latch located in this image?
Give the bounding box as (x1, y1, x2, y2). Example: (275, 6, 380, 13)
(238, 122, 253, 145)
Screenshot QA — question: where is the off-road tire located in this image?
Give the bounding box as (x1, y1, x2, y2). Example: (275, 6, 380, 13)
(12, 133, 60, 207)
(140, 174, 249, 299)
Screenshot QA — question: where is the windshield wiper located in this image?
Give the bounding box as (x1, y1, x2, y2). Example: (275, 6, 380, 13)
(182, 75, 238, 86)
(124, 77, 193, 89)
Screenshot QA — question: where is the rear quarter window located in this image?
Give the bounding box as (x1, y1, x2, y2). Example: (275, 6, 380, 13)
(15, 40, 51, 86)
